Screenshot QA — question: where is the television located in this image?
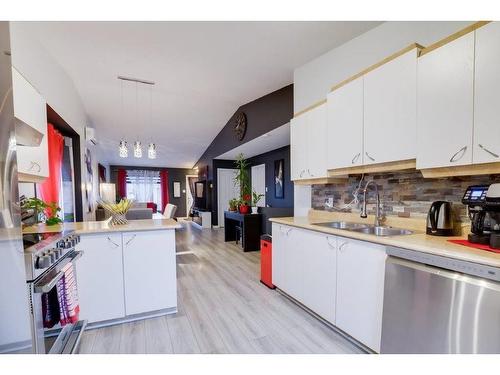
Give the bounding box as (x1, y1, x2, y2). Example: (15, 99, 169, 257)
(194, 180, 208, 210)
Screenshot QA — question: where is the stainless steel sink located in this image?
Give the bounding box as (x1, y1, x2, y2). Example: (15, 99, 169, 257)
(313, 221, 413, 237)
(351, 226, 414, 237)
(314, 221, 370, 230)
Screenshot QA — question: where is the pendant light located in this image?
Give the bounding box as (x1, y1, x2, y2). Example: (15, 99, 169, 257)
(147, 85, 157, 159)
(118, 79, 128, 157)
(119, 140, 128, 158)
(134, 141, 142, 158)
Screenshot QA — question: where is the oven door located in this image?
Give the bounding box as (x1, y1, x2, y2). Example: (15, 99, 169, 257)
(28, 250, 87, 354)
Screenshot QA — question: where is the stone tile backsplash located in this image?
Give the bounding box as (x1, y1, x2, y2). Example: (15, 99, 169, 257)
(311, 170, 500, 222)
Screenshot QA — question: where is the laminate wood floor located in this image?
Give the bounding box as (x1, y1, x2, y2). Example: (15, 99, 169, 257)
(78, 222, 363, 354)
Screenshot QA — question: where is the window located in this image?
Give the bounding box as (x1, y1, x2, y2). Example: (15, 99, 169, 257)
(125, 170, 162, 206)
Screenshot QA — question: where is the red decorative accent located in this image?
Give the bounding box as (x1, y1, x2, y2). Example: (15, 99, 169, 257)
(447, 239, 500, 254)
(160, 170, 169, 212)
(117, 169, 127, 199)
(239, 204, 250, 214)
(38, 124, 63, 217)
(146, 202, 157, 213)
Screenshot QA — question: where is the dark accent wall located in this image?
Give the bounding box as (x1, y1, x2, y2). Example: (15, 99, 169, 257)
(247, 145, 293, 208)
(110, 165, 197, 217)
(194, 84, 294, 225)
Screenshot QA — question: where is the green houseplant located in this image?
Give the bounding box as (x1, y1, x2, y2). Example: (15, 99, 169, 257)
(22, 197, 63, 226)
(251, 191, 264, 214)
(228, 198, 239, 212)
(234, 153, 251, 214)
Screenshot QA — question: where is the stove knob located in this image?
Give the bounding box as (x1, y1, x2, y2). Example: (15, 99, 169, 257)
(57, 240, 65, 249)
(52, 248, 60, 260)
(47, 250, 56, 263)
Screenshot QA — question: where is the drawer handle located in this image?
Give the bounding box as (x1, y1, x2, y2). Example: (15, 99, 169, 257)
(450, 146, 467, 162)
(338, 241, 348, 252)
(478, 144, 499, 158)
(365, 152, 375, 162)
(28, 161, 41, 172)
(125, 234, 137, 246)
(326, 237, 335, 249)
(351, 153, 361, 164)
(107, 237, 120, 247)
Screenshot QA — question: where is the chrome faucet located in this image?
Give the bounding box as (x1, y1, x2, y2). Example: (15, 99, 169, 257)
(360, 180, 382, 226)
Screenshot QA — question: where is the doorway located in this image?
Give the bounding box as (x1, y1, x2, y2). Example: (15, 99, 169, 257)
(251, 164, 266, 207)
(217, 168, 239, 228)
(185, 174, 198, 219)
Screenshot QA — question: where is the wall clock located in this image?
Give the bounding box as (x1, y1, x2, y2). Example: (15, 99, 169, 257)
(234, 112, 247, 141)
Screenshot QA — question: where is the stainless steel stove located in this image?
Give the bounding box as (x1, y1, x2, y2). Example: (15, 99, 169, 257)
(23, 230, 87, 354)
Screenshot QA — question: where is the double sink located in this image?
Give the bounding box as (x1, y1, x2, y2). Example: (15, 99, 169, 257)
(314, 221, 413, 237)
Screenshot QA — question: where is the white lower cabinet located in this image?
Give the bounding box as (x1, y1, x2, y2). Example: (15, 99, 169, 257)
(271, 224, 387, 352)
(272, 224, 337, 324)
(301, 231, 337, 324)
(335, 238, 387, 352)
(76, 233, 125, 323)
(122, 230, 177, 315)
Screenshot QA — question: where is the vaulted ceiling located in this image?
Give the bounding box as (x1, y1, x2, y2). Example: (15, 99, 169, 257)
(23, 21, 382, 168)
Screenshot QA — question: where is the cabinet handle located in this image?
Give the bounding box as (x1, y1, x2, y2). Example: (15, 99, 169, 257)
(365, 152, 375, 162)
(449, 146, 467, 163)
(107, 236, 120, 247)
(326, 237, 335, 249)
(351, 153, 361, 164)
(28, 161, 41, 173)
(299, 170, 305, 178)
(307, 169, 314, 177)
(125, 234, 137, 246)
(478, 144, 499, 158)
(338, 241, 348, 252)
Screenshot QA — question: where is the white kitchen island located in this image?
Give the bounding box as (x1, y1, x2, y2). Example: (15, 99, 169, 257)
(23, 219, 181, 327)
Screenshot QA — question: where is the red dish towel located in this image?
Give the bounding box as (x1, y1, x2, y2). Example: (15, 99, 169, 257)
(56, 263, 80, 325)
(447, 239, 500, 254)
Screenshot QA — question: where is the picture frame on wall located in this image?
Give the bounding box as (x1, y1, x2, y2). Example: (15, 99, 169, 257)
(274, 159, 284, 199)
(173, 181, 181, 198)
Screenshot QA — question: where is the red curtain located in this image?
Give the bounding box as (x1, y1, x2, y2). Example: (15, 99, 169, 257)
(38, 123, 64, 217)
(117, 169, 127, 199)
(160, 170, 169, 212)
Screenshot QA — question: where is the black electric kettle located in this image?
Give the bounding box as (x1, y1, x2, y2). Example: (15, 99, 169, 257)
(426, 201, 454, 236)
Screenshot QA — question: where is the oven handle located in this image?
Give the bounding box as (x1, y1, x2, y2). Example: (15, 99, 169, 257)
(34, 251, 84, 293)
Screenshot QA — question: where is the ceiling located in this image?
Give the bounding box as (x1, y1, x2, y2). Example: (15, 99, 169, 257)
(24, 21, 382, 168)
(216, 122, 290, 160)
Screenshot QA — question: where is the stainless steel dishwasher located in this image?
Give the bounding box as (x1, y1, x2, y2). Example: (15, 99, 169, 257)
(381, 246, 500, 354)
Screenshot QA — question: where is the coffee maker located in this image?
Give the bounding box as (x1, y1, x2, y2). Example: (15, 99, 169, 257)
(462, 184, 500, 248)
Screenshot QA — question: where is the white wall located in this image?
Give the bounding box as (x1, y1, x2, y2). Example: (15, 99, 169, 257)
(293, 21, 473, 213)
(10, 22, 97, 220)
(294, 21, 472, 113)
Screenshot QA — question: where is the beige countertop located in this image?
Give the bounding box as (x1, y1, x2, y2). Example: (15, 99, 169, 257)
(22, 218, 182, 235)
(270, 211, 500, 268)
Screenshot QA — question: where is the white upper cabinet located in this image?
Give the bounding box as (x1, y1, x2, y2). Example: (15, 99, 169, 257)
(327, 77, 364, 169)
(307, 103, 327, 178)
(12, 67, 49, 181)
(290, 113, 308, 180)
(474, 22, 500, 164)
(291, 103, 328, 180)
(416, 33, 475, 169)
(364, 50, 417, 164)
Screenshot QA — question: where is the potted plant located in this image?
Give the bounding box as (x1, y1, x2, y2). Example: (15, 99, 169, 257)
(228, 198, 238, 212)
(22, 198, 63, 226)
(251, 191, 264, 214)
(234, 153, 251, 214)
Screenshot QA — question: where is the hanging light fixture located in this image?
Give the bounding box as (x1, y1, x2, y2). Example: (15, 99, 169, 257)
(148, 143, 156, 159)
(147, 85, 156, 159)
(119, 140, 128, 158)
(134, 141, 142, 158)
